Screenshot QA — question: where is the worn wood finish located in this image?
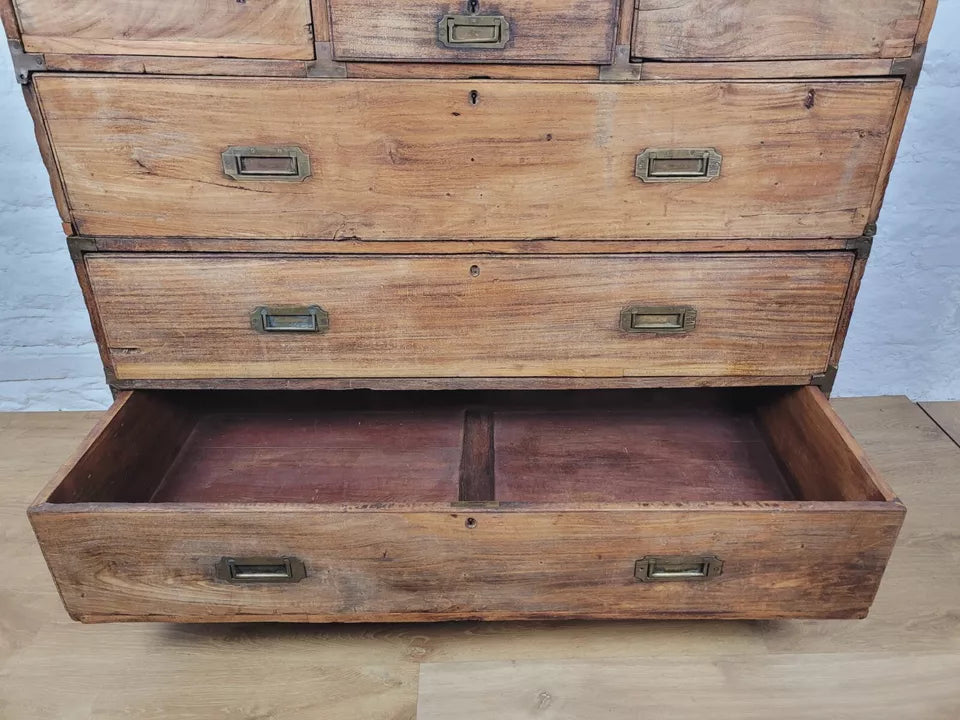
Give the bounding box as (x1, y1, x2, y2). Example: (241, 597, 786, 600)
(494, 407, 795, 503)
(41, 391, 197, 504)
(83, 252, 853, 381)
(87, 237, 856, 255)
(1, 0, 19, 40)
(14, 0, 314, 59)
(19, 83, 71, 229)
(107, 375, 815, 391)
(42, 53, 310, 77)
(2, 398, 956, 715)
(30, 504, 902, 622)
(345, 62, 598, 79)
(309, 0, 330, 42)
(36, 76, 900, 241)
(632, 0, 923, 61)
(459, 410, 495, 502)
(328, 0, 618, 64)
(829, 253, 869, 366)
(26, 387, 904, 622)
(152, 409, 464, 504)
(640, 59, 896, 81)
(756, 386, 898, 503)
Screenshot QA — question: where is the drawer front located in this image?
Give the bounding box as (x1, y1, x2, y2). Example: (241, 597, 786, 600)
(84, 253, 853, 381)
(37, 76, 899, 241)
(13, 0, 314, 59)
(633, 0, 923, 61)
(31, 506, 902, 622)
(30, 388, 903, 622)
(328, 0, 619, 63)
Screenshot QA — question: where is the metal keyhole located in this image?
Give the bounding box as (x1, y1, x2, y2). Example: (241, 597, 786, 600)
(468, 0, 479, 14)
(469, 90, 479, 105)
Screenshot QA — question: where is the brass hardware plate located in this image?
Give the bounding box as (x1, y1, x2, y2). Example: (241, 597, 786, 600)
(620, 305, 697, 334)
(635, 555, 723, 582)
(251, 305, 329, 334)
(215, 556, 307, 584)
(221, 146, 311, 182)
(635, 148, 722, 183)
(439, 14, 510, 48)
(598, 44, 642, 82)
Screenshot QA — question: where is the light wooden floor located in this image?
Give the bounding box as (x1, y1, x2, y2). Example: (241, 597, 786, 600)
(0, 397, 958, 719)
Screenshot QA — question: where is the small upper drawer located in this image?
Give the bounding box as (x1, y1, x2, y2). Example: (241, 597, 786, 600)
(82, 252, 853, 383)
(13, 0, 314, 59)
(633, 0, 924, 61)
(328, 0, 620, 63)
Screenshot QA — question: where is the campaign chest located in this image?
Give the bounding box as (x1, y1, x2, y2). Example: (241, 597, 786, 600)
(5, 0, 937, 622)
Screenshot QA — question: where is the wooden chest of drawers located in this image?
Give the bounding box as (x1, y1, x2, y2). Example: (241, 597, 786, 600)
(5, 0, 938, 622)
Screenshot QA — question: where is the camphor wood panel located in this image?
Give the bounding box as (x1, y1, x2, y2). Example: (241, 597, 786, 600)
(83, 252, 854, 381)
(633, 0, 923, 61)
(13, 0, 314, 59)
(36, 76, 900, 241)
(328, 0, 618, 63)
(28, 387, 904, 622)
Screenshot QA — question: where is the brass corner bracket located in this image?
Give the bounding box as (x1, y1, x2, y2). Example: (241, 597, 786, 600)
(306, 41, 347, 78)
(845, 235, 874, 260)
(8, 40, 45, 85)
(891, 43, 927, 90)
(599, 45, 642, 82)
(812, 365, 839, 396)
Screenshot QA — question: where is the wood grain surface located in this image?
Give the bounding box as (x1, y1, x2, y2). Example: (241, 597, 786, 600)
(82, 252, 853, 380)
(328, 0, 618, 63)
(632, 0, 923, 60)
(3, 397, 957, 717)
(36, 76, 900, 240)
(27, 386, 902, 622)
(14, 0, 315, 58)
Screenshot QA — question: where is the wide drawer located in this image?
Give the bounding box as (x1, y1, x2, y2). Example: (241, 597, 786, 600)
(36, 76, 900, 240)
(328, 0, 619, 63)
(82, 252, 854, 382)
(12, 0, 314, 59)
(30, 387, 904, 622)
(632, 0, 924, 61)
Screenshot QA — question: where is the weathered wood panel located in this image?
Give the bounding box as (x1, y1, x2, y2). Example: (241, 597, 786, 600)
(14, 0, 314, 59)
(328, 0, 618, 63)
(84, 253, 853, 380)
(30, 504, 903, 622)
(36, 76, 900, 240)
(632, 0, 923, 60)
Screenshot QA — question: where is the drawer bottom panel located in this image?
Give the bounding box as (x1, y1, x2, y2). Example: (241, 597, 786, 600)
(30, 387, 904, 622)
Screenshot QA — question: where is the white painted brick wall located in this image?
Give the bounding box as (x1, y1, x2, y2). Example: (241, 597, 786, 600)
(0, 5, 958, 409)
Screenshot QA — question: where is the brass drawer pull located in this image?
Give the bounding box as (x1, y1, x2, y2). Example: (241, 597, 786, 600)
(439, 12, 510, 49)
(635, 556, 723, 582)
(251, 305, 329, 334)
(635, 148, 722, 183)
(221, 145, 311, 182)
(620, 305, 697, 334)
(215, 556, 307, 584)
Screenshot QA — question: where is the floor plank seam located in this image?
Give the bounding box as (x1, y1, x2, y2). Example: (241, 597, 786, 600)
(918, 403, 960, 451)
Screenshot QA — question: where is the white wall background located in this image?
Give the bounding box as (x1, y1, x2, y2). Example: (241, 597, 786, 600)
(0, 4, 958, 410)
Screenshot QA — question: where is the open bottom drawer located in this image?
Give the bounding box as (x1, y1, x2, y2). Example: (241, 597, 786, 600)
(30, 387, 904, 622)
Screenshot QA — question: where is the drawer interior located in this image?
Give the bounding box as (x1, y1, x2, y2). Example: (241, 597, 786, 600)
(45, 387, 893, 507)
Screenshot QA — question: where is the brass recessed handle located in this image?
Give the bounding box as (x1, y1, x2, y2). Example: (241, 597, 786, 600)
(620, 305, 697, 334)
(215, 556, 307, 584)
(221, 146, 311, 182)
(635, 556, 723, 582)
(438, 13, 510, 48)
(635, 148, 722, 183)
(251, 305, 329, 334)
